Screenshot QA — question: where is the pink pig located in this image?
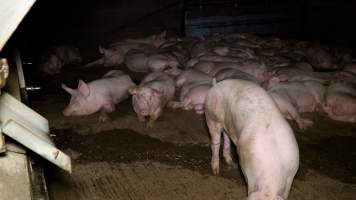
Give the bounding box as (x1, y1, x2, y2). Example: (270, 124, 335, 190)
(179, 84, 212, 114)
(175, 69, 212, 88)
(85, 31, 165, 67)
(266, 80, 325, 129)
(322, 82, 356, 123)
(129, 72, 175, 127)
(214, 68, 259, 83)
(62, 70, 135, 121)
(205, 79, 299, 200)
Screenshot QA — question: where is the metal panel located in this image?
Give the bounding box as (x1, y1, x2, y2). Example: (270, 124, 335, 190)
(0, 0, 37, 51)
(0, 92, 72, 172)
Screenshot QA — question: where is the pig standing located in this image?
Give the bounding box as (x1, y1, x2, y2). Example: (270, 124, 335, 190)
(38, 45, 82, 75)
(62, 70, 135, 122)
(205, 79, 299, 200)
(129, 72, 175, 127)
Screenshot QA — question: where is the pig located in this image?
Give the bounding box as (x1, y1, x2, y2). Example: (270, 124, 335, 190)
(266, 81, 325, 129)
(129, 72, 175, 127)
(125, 50, 181, 74)
(322, 82, 356, 123)
(174, 84, 212, 114)
(124, 49, 150, 72)
(122, 31, 167, 48)
(86, 43, 155, 67)
(190, 39, 214, 57)
(214, 68, 259, 83)
(147, 53, 180, 72)
(85, 31, 164, 67)
(195, 60, 268, 82)
(213, 46, 256, 59)
(195, 54, 244, 63)
(62, 70, 135, 122)
(38, 45, 82, 75)
(304, 47, 339, 70)
(186, 54, 246, 68)
(175, 69, 212, 88)
(266, 67, 333, 85)
(38, 53, 62, 75)
(205, 79, 299, 200)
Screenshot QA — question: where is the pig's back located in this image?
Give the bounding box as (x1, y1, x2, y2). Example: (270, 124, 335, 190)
(206, 79, 298, 164)
(207, 79, 285, 126)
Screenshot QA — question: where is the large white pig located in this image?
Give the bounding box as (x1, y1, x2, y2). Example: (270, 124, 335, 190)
(205, 79, 299, 200)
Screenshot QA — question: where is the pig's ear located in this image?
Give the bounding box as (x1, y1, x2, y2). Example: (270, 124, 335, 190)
(151, 88, 162, 96)
(61, 83, 75, 95)
(77, 80, 90, 97)
(128, 86, 138, 95)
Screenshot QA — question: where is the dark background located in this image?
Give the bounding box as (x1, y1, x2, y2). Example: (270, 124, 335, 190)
(7, 0, 356, 48)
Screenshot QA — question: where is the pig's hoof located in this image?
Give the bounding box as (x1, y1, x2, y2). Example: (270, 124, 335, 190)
(299, 118, 314, 130)
(211, 162, 220, 175)
(99, 115, 110, 122)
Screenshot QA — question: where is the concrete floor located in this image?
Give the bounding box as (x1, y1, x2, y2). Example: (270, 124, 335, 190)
(29, 63, 356, 200)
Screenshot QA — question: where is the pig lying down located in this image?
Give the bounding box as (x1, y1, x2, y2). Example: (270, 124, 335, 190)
(205, 79, 299, 200)
(322, 82, 356, 123)
(173, 83, 212, 114)
(85, 31, 166, 67)
(62, 70, 135, 122)
(265, 80, 325, 130)
(129, 72, 175, 128)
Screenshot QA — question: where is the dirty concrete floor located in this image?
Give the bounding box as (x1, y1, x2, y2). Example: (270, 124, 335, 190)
(29, 64, 356, 200)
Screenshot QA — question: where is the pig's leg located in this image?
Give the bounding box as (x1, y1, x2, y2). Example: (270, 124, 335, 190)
(167, 101, 182, 109)
(222, 131, 236, 168)
(99, 103, 115, 122)
(206, 117, 223, 175)
(286, 103, 313, 130)
(282, 175, 295, 199)
(194, 104, 204, 114)
(147, 108, 162, 128)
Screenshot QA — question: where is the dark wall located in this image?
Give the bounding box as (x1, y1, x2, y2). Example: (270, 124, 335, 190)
(9, 0, 356, 48)
(302, 1, 356, 47)
(14, 0, 180, 46)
